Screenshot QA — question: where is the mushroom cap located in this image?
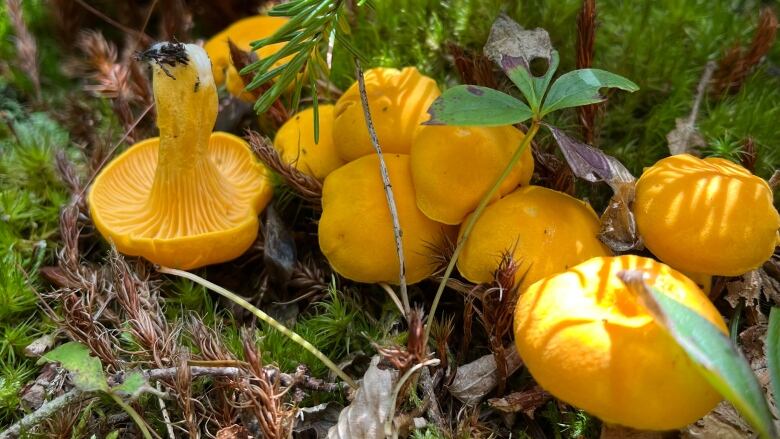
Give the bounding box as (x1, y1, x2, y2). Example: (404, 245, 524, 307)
(318, 154, 452, 284)
(634, 154, 780, 276)
(514, 255, 726, 430)
(89, 132, 273, 269)
(204, 15, 288, 95)
(457, 185, 610, 291)
(333, 67, 440, 162)
(273, 105, 345, 180)
(411, 124, 534, 225)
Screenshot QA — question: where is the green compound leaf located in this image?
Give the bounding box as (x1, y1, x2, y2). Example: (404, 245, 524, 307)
(619, 271, 776, 439)
(541, 69, 639, 116)
(424, 85, 532, 126)
(767, 307, 780, 419)
(38, 342, 108, 392)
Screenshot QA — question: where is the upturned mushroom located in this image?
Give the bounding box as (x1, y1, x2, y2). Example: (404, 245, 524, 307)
(634, 154, 780, 276)
(332, 67, 440, 162)
(89, 42, 273, 269)
(273, 105, 345, 180)
(204, 15, 289, 100)
(457, 185, 610, 291)
(514, 255, 726, 430)
(411, 124, 534, 225)
(318, 154, 452, 284)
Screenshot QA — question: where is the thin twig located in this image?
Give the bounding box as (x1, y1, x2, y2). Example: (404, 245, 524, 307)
(689, 61, 717, 128)
(424, 122, 541, 346)
(384, 359, 440, 439)
(73, 0, 153, 45)
(0, 388, 90, 439)
(156, 381, 176, 439)
(354, 59, 410, 319)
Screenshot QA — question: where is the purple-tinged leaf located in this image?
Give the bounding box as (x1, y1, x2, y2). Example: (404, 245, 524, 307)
(483, 14, 556, 111)
(546, 124, 633, 190)
(546, 124, 641, 252)
(425, 85, 532, 126)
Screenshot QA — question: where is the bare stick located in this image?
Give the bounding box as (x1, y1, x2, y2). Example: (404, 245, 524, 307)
(155, 381, 176, 439)
(355, 59, 410, 319)
(0, 388, 90, 439)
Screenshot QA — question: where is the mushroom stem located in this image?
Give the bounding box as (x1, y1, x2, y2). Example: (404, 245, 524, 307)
(425, 120, 541, 345)
(149, 42, 218, 176)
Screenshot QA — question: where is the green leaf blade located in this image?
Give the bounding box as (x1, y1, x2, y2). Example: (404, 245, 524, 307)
(39, 342, 108, 392)
(621, 273, 776, 439)
(767, 307, 780, 418)
(112, 370, 149, 401)
(541, 69, 639, 116)
(424, 85, 532, 127)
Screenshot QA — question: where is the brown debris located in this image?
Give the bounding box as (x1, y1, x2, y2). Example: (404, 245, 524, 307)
(72, 30, 152, 142)
(576, 0, 598, 144)
(448, 43, 500, 89)
(247, 130, 323, 204)
(711, 7, 778, 96)
(6, 0, 40, 102)
(487, 386, 552, 417)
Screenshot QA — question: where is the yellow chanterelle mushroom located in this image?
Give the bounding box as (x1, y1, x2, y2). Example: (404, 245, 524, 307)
(318, 154, 453, 284)
(204, 15, 289, 100)
(515, 255, 726, 430)
(273, 105, 345, 181)
(457, 185, 610, 291)
(634, 154, 780, 276)
(411, 124, 534, 225)
(332, 67, 440, 162)
(89, 42, 273, 269)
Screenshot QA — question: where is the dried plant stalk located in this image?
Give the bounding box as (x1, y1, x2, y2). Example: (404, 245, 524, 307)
(711, 7, 778, 95)
(6, 0, 41, 101)
(576, 0, 598, 144)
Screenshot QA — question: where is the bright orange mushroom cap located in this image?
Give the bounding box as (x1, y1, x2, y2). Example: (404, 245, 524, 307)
(89, 42, 273, 269)
(204, 15, 289, 99)
(634, 154, 780, 276)
(318, 154, 453, 284)
(411, 124, 533, 225)
(457, 186, 610, 291)
(515, 255, 726, 430)
(273, 105, 345, 181)
(333, 67, 441, 162)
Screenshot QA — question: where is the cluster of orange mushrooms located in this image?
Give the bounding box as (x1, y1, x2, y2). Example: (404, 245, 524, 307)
(88, 15, 780, 433)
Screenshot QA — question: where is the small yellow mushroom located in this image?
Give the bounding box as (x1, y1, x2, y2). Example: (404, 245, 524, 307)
(333, 67, 440, 162)
(318, 154, 453, 284)
(204, 15, 289, 100)
(89, 42, 273, 269)
(634, 154, 780, 276)
(411, 124, 534, 225)
(515, 255, 726, 430)
(273, 105, 345, 181)
(457, 185, 610, 291)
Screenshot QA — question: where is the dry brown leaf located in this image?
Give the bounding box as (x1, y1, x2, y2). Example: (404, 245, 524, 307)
(681, 402, 753, 438)
(725, 268, 780, 311)
(487, 385, 551, 418)
(667, 117, 706, 156)
(448, 345, 523, 405)
(327, 356, 397, 439)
